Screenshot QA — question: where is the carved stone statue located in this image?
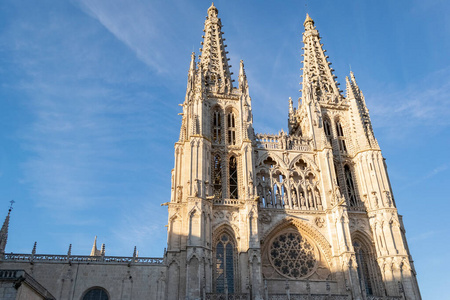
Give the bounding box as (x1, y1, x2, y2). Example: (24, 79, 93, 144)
(194, 179, 199, 197)
(315, 189, 322, 206)
(371, 192, 379, 208)
(385, 191, 392, 207)
(276, 190, 282, 207)
(291, 189, 298, 207)
(300, 193, 306, 209)
(177, 186, 182, 203)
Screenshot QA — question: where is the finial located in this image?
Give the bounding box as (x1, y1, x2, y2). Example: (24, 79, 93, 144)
(133, 246, 137, 258)
(189, 52, 196, 71)
(239, 60, 245, 78)
(207, 2, 218, 17)
(32, 241, 37, 255)
(289, 97, 294, 114)
(67, 244, 72, 256)
(304, 13, 314, 29)
(101, 243, 105, 256)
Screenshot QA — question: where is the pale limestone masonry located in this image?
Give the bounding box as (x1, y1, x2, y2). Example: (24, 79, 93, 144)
(0, 4, 421, 300)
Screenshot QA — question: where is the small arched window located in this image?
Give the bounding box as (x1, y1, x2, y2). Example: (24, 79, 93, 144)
(213, 155, 222, 198)
(229, 156, 238, 199)
(227, 112, 236, 145)
(213, 110, 222, 143)
(82, 288, 109, 300)
(335, 121, 347, 153)
(344, 165, 357, 206)
(215, 233, 235, 293)
(323, 119, 332, 138)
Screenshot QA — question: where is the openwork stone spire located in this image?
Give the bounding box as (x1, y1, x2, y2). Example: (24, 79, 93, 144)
(346, 72, 378, 148)
(0, 207, 12, 254)
(199, 3, 233, 94)
(301, 14, 342, 104)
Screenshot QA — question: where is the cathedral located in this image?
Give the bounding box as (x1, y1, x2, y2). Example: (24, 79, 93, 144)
(0, 4, 421, 300)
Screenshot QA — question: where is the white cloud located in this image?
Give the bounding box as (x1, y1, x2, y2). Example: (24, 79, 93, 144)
(368, 66, 450, 138)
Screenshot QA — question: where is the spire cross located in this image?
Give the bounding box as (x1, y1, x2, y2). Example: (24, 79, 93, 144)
(9, 200, 15, 211)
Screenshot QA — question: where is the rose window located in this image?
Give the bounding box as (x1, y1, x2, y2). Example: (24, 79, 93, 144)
(269, 231, 317, 279)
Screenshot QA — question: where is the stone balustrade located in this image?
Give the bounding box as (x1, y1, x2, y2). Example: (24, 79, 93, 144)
(255, 133, 311, 152)
(1, 253, 164, 265)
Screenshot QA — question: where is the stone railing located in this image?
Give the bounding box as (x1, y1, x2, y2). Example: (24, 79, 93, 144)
(206, 293, 249, 300)
(367, 297, 402, 300)
(1, 253, 164, 265)
(214, 198, 240, 206)
(268, 295, 348, 300)
(255, 133, 311, 152)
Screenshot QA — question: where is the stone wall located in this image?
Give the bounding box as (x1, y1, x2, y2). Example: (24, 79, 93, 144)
(0, 261, 166, 300)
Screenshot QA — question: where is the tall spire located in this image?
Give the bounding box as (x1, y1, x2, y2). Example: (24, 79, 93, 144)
(199, 3, 233, 94)
(90, 236, 101, 256)
(346, 71, 378, 148)
(300, 14, 342, 104)
(0, 203, 13, 255)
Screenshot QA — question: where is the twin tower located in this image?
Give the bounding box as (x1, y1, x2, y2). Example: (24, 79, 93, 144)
(166, 4, 421, 300)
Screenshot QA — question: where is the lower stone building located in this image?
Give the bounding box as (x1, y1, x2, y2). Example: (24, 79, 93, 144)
(0, 4, 421, 300)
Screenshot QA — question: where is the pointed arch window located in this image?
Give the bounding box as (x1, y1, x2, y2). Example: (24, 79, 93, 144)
(227, 112, 236, 145)
(215, 233, 235, 293)
(213, 155, 222, 198)
(323, 119, 332, 142)
(336, 121, 347, 153)
(353, 240, 382, 296)
(213, 110, 222, 143)
(344, 165, 357, 206)
(229, 156, 238, 199)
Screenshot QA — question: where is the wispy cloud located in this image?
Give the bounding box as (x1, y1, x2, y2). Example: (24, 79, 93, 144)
(368, 66, 450, 139)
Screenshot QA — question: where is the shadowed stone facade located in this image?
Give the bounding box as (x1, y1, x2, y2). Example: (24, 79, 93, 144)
(0, 4, 421, 300)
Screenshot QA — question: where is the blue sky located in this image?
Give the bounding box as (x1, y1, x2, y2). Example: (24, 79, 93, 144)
(0, 0, 448, 298)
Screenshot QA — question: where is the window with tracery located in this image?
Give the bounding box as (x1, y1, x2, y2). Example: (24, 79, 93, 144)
(344, 165, 357, 206)
(227, 112, 236, 145)
(229, 156, 238, 199)
(336, 121, 347, 153)
(255, 157, 322, 210)
(215, 233, 235, 293)
(82, 288, 109, 300)
(213, 110, 222, 143)
(323, 119, 332, 142)
(213, 155, 222, 198)
(269, 231, 317, 279)
(353, 240, 381, 296)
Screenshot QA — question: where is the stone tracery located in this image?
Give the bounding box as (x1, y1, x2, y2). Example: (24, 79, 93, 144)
(255, 156, 323, 210)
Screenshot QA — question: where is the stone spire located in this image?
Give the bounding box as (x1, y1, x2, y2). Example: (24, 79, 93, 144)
(0, 206, 12, 255)
(301, 14, 342, 104)
(90, 236, 101, 256)
(346, 71, 378, 149)
(199, 3, 233, 94)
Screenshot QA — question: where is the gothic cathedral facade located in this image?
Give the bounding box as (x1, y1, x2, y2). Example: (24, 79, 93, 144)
(0, 4, 421, 300)
(165, 4, 421, 300)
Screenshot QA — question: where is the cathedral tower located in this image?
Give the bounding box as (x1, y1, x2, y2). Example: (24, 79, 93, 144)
(166, 3, 261, 300)
(166, 6, 421, 300)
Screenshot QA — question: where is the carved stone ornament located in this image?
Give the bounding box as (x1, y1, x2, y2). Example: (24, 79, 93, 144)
(259, 212, 272, 224)
(315, 217, 325, 228)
